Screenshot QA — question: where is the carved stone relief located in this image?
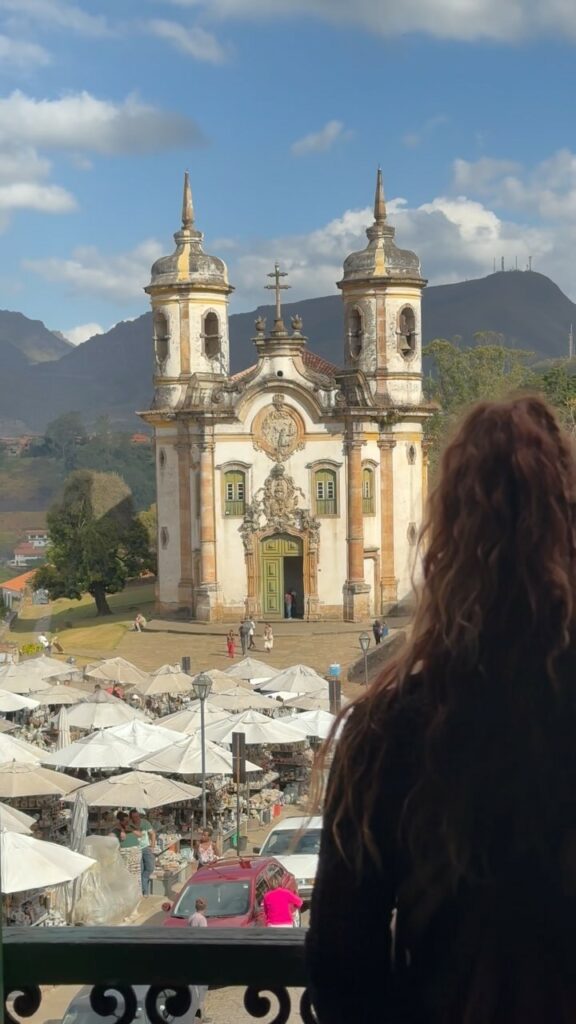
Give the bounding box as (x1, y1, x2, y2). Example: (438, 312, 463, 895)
(252, 395, 305, 462)
(239, 464, 320, 551)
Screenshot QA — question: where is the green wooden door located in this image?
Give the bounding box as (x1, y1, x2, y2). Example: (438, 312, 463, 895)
(262, 556, 283, 616)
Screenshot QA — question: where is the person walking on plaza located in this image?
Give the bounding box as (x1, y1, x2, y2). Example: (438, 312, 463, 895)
(129, 808, 155, 896)
(372, 618, 382, 645)
(284, 591, 293, 619)
(196, 828, 221, 866)
(290, 590, 298, 619)
(263, 623, 274, 653)
(308, 396, 576, 1024)
(263, 877, 303, 927)
(248, 617, 256, 650)
(239, 618, 250, 655)
(226, 628, 236, 659)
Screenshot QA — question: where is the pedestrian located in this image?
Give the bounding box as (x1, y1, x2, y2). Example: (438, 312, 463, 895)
(133, 612, 146, 632)
(284, 591, 293, 619)
(248, 616, 256, 650)
(108, 810, 129, 843)
(290, 590, 298, 619)
(380, 618, 389, 640)
(263, 877, 303, 927)
(263, 623, 274, 652)
(189, 896, 208, 927)
(239, 618, 250, 655)
(196, 828, 221, 866)
(372, 619, 382, 644)
(129, 808, 156, 896)
(307, 396, 576, 1024)
(226, 628, 236, 658)
(37, 633, 51, 653)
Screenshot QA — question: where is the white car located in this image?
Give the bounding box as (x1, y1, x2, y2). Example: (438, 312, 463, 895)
(257, 815, 322, 900)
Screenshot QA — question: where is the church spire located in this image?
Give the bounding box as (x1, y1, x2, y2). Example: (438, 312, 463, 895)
(181, 170, 194, 230)
(374, 167, 386, 224)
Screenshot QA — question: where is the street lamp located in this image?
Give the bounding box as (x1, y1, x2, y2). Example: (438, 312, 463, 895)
(191, 671, 213, 828)
(359, 632, 371, 688)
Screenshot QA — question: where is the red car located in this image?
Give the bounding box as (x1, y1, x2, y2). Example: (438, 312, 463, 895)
(162, 856, 301, 928)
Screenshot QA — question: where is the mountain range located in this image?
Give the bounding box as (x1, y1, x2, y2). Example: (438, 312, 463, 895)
(1, 270, 574, 433)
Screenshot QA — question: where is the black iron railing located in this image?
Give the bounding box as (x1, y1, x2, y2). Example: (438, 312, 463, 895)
(4, 927, 315, 1024)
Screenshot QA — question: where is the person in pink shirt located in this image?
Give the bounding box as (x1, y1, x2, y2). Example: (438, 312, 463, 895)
(263, 879, 303, 927)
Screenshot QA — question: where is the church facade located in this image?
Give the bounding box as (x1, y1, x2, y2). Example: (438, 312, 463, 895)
(140, 171, 431, 622)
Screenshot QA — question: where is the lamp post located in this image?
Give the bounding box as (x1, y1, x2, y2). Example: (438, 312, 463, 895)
(191, 671, 213, 829)
(359, 632, 370, 688)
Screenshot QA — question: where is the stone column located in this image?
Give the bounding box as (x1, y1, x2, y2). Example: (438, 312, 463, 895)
(343, 435, 370, 621)
(422, 440, 431, 507)
(378, 436, 397, 610)
(195, 435, 221, 621)
(176, 437, 194, 613)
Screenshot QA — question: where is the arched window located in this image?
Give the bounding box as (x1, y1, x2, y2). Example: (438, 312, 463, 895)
(154, 311, 170, 366)
(315, 468, 337, 516)
(398, 306, 416, 358)
(223, 469, 245, 517)
(348, 307, 363, 359)
(203, 311, 221, 360)
(362, 467, 375, 515)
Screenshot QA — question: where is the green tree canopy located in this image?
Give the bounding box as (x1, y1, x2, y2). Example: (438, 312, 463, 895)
(44, 412, 87, 471)
(35, 470, 154, 616)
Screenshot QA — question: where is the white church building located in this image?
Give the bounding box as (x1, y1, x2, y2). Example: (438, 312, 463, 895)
(140, 171, 431, 622)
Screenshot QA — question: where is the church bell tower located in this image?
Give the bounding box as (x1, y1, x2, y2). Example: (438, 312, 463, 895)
(338, 169, 426, 406)
(145, 172, 234, 410)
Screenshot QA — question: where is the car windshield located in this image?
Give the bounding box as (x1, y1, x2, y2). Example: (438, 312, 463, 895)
(260, 828, 322, 857)
(173, 881, 251, 919)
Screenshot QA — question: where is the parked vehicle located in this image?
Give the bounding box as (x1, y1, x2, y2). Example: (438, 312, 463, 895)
(255, 815, 322, 900)
(162, 856, 300, 928)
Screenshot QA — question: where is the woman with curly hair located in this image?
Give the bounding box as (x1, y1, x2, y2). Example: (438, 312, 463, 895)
(307, 396, 576, 1024)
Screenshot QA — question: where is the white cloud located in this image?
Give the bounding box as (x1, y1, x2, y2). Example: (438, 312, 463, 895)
(402, 114, 448, 149)
(161, 0, 576, 41)
(0, 181, 75, 212)
(24, 239, 165, 303)
(291, 120, 351, 156)
(63, 322, 105, 345)
(147, 19, 227, 62)
(0, 0, 108, 36)
(0, 90, 203, 155)
(0, 33, 51, 69)
(452, 150, 576, 221)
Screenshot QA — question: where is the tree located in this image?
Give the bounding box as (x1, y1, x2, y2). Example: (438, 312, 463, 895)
(138, 503, 157, 554)
(539, 362, 576, 436)
(35, 470, 154, 616)
(44, 412, 87, 471)
(423, 339, 535, 470)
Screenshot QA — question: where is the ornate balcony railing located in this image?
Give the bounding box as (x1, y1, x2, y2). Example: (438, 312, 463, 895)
(4, 927, 315, 1024)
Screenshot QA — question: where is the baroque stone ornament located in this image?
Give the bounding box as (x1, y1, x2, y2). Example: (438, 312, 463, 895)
(252, 395, 305, 462)
(239, 464, 320, 551)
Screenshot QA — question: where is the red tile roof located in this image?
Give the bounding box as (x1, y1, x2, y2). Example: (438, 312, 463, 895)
(302, 350, 339, 377)
(1, 570, 37, 593)
(14, 543, 45, 557)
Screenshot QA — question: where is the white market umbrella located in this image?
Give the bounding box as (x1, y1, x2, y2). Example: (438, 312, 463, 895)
(201, 669, 252, 692)
(106, 720, 186, 753)
(205, 708, 306, 746)
(0, 721, 16, 733)
(62, 770, 201, 809)
(56, 707, 72, 750)
(1, 831, 95, 894)
(281, 693, 333, 712)
(0, 690, 39, 713)
(285, 709, 337, 740)
(0, 657, 72, 694)
(135, 734, 262, 777)
(0, 763, 85, 798)
(135, 665, 193, 697)
(209, 687, 280, 713)
(32, 684, 88, 706)
(0, 733, 44, 765)
(43, 729, 145, 770)
(0, 802, 35, 834)
(85, 657, 149, 686)
(259, 664, 328, 696)
(65, 691, 146, 730)
(155, 703, 229, 735)
(225, 658, 277, 682)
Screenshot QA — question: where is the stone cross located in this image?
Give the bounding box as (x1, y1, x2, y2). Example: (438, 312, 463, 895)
(265, 262, 290, 326)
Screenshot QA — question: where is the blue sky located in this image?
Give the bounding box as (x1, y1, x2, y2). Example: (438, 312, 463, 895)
(1, 0, 576, 343)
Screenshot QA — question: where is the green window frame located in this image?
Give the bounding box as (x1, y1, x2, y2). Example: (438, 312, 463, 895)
(315, 469, 337, 516)
(224, 470, 246, 517)
(362, 467, 375, 515)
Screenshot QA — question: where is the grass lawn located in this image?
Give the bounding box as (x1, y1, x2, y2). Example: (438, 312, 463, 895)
(12, 581, 155, 663)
